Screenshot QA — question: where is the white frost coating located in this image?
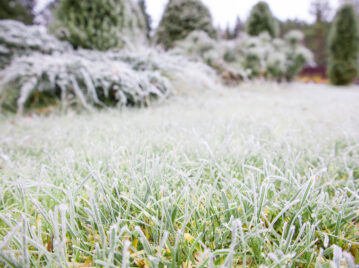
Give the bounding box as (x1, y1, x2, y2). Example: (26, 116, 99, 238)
(343, 252, 355, 268)
(0, 20, 71, 68)
(333, 245, 342, 267)
(323, 233, 329, 248)
(0, 20, 218, 112)
(0, 84, 359, 266)
(0, 47, 216, 112)
(173, 30, 314, 81)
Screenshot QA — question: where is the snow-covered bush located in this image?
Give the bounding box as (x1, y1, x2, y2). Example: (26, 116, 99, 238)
(0, 19, 218, 113)
(0, 47, 216, 113)
(0, 20, 71, 68)
(105, 48, 216, 90)
(241, 33, 273, 79)
(173, 30, 314, 83)
(234, 32, 313, 81)
(172, 31, 219, 67)
(284, 30, 315, 81)
(172, 31, 248, 84)
(0, 52, 170, 113)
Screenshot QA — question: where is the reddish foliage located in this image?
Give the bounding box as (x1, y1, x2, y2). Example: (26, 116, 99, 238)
(300, 65, 327, 78)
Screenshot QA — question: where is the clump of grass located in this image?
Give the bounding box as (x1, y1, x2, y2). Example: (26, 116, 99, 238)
(0, 84, 358, 267)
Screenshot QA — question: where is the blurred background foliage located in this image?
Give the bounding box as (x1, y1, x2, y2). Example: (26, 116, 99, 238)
(51, 0, 147, 50)
(246, 1, 279, 38)
(155, 0, 217, 49)
(0, 0, 35, 24)
(0, 0, 359, 112)
(328, 4, 359, 85)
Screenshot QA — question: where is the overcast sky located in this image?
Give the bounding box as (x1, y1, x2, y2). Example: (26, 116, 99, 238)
(36, 0, 340, 28)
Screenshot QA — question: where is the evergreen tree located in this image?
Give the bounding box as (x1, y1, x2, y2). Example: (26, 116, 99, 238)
(53, 0, 146, 50)
(310, 0, 332, 23)
(307, 0, 332, 67)
(138, 0, 151, 39)
(328, 4, 359, 85)
(222, 18, 244, 40)
(0, 0, 34, 25)
(246, 1, 278, 37)
(223, 23, 233, 40)
(340, 0, 359, 13)
(156, 0, 216, 49)
(233, 16, 244, 38)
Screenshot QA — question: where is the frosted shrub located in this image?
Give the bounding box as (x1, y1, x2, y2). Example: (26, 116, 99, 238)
(173, 31, 248, 84)
(0, 20, 71, 68)
(266, 51, 287, 79)
(0, 47, 217, 113)
(172, 31, 216, 62)
(172, 31, 223, 71)
(284, 30, 314, 81)
(0, 18, 218, 113)
(285, 30, 304, 46)
(0, 51, 171, 113)
(173, 31, 314, 82)
(240, 34, 272, 78)
(239, 32, 314, 81)
(112, 49, 215, 85)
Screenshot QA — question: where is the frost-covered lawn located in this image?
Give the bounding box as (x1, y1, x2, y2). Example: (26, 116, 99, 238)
(0, 83, 358, 267)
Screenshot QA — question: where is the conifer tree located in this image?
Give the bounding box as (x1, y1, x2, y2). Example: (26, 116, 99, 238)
(340, 0, 359, 13)
(233, 16, 244, 38)
(328, 4, 359, 85)
(0, 0, 34, 25)
(156, 0, 216, 49)
(138, 0, 151, 39)
(53, 0, 146, 50)
(246, 1, 278, 37)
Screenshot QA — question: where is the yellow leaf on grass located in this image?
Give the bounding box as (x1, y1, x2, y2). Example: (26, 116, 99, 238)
(136, 259, 145, 267)
(184, 233, 194, 243)
(182, 260, 193, 267)
(136, 258, 151, 268)
(133, 238, 139, 249)
(144, 228, 150, 240)
(130, 250, 145, 259)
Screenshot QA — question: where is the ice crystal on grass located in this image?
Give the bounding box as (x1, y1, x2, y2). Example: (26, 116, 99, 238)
(0, 84, 358, 266)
